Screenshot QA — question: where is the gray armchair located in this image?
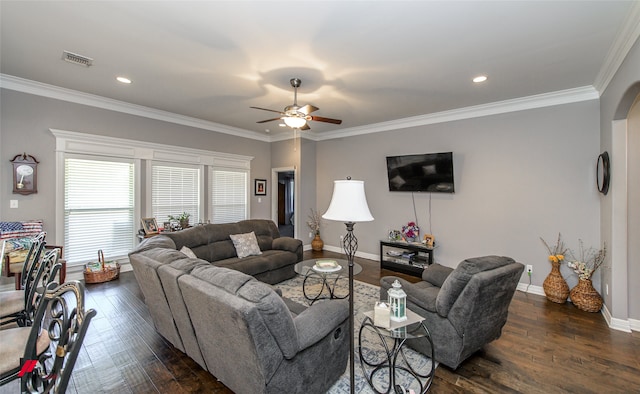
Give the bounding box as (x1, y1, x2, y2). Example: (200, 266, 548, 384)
(380, 255, 524, 369)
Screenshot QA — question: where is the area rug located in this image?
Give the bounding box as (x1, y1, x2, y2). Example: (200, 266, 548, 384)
(275, 275, 437, 393)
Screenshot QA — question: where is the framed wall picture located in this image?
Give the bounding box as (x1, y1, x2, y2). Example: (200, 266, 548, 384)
(141, 218, 159, 235)
(255, 179, 267, 196)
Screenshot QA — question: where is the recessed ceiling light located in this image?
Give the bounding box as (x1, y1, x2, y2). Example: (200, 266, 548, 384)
(278, 123, 286, 127)
(116, 76, 132, 84)
(265, 129, 270, 133)
(473, 75, 488, 83)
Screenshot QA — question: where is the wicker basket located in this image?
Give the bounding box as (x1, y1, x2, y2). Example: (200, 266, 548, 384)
(542, 260, 570, 303)
(84, 250, 120, 284)
(570, 278, 603, 312)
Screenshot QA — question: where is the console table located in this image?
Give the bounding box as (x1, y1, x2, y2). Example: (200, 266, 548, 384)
(380, 241, 434, 277)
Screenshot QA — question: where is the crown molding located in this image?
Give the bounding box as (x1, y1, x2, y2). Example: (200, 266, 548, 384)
(1, 74, 598, 144)
(593, 1, 640, 94)
(0, 74, 271, 142)
(315, 86, 599, 141)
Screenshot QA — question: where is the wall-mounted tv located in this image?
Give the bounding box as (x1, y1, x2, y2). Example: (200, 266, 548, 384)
(386, 152, 455, 193)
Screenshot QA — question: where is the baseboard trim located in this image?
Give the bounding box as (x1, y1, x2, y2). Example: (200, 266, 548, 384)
(630, 318, 640, 332)
(601, 303, 632, 332)
(516, 283, 545, 296)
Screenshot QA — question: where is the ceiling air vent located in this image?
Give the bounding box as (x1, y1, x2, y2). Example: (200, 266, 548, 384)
(62, 51, 93, 67)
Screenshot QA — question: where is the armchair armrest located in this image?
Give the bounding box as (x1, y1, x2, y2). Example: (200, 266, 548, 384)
(422, 263, 453, 287)
(293, 299, 349, 352)
(272, 237, 302, 254)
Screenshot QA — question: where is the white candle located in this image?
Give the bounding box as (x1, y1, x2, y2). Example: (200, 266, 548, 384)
(374, 301, 391, 328)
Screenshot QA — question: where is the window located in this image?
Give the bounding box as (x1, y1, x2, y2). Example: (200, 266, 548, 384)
(151, 163, 200, 225)
(210, 169, 248, 223)
(64, 157, 134, 264)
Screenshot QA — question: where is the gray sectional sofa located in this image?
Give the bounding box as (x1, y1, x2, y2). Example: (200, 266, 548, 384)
(128, 219, 350, 393)
(135, 219, 303, 284)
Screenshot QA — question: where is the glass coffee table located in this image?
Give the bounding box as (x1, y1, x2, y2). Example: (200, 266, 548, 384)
(294, 258, 362, 304)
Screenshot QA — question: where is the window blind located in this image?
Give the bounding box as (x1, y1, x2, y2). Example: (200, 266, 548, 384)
(64, 158, 134, 264)
(151, 164, 200, 225)
(210, 169, 248, 223)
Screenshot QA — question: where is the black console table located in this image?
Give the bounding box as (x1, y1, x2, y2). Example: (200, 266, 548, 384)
(380, 241, 434, 277)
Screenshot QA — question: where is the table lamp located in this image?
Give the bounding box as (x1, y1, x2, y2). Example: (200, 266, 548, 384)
(322, 177, 374, 394)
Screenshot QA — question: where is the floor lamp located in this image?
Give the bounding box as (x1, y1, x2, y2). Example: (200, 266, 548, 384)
(322, 178, 374, 394)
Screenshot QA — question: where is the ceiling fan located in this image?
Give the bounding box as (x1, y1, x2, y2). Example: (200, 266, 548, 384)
(251, 78, 342, 130)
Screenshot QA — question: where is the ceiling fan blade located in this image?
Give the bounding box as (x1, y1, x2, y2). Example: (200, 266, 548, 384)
(256, 117, 283, 124)
(250, 106, 285, 115)
(299, 104, 319, 115)
(310, 115, 342, 125)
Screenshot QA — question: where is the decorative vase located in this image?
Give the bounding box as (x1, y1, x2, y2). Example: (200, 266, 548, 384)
(311, 234, 324, 251)
(179, 219, 189, 229)
(542, 260, 570, 303)
(570, 278, 603, 312)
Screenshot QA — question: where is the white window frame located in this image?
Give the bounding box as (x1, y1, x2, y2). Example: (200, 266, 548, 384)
(52, 129, 253, 266)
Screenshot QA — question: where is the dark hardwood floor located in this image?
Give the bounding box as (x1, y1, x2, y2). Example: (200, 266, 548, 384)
(65, 250, 639, 393)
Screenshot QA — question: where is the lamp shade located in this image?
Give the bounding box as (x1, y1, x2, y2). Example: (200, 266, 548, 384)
(283, 116, 307, 128)
(322, 179, 374, 222)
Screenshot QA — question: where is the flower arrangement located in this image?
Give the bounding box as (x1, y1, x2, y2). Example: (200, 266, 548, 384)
(540, 233, 567, 264)
(401, 221, 419, 239)
(306, 209, 322, 235)
(567, 240, 607, 280)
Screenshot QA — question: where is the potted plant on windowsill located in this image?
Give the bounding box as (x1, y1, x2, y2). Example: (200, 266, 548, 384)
(169, 212, 191, 230)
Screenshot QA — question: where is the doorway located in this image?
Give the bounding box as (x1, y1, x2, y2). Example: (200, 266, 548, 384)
(272, 167, 295, 238)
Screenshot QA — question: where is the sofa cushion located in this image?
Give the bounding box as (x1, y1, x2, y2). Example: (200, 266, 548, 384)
(436, 255, 516, 317)
(180, 246, 197, 258)
(229, 231, 262, 258)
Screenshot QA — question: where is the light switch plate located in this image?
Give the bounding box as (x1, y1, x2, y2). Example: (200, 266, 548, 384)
(10, 199, 19, 208)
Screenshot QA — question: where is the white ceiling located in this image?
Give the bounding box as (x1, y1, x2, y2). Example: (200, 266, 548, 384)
(1, 1, 638, 140)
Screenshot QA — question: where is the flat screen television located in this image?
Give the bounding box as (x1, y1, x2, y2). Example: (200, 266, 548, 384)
(386, 152, 455, 193)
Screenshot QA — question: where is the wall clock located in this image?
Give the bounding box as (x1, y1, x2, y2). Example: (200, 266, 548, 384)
(596, 151, 610, 195)
(10, 153, 39, 195)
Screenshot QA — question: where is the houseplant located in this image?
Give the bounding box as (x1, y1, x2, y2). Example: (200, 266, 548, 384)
(306, 209, 323, 251)
(567, 240, 607, 312)
(402, 222, 419, 243)
(540, 233, 569, 303)
(169, 212, 191, 230)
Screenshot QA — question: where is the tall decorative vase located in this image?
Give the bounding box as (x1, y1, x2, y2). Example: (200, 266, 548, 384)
(543, 260, 570, 303)
(570, 278, 603, 312)
(311, 234, 324, 251)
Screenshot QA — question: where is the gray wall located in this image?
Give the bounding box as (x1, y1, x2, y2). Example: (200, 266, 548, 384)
(599, 36, 640, 321)
(0, 89, 272, 241)
(269, 137, 318, 244)
(317, 101, 601, 289)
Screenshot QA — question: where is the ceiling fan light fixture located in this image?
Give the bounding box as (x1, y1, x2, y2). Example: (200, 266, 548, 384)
(284, 116, 307, 128)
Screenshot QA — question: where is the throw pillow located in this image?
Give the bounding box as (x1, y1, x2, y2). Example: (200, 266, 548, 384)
(229, 231, 262, 258)
(180, 246, 197, 259)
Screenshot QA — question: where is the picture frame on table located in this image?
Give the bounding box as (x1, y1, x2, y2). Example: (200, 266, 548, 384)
(255, 179, 267, 196)
(141, 218, 159, 235)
